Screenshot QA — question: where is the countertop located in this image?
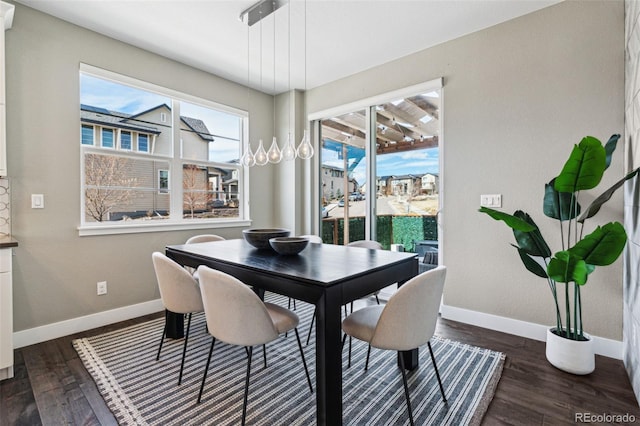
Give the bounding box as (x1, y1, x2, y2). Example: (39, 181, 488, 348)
(0, 236, 18, 248)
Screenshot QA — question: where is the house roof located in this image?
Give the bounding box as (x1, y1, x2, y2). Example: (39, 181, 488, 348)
(80, 104, 161, 134)
(81, 104, 215, 142)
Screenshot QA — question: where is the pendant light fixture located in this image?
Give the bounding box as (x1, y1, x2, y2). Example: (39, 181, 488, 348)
(296, 0, 314, 160)
(240, 17, 255, 167)
(240, 0, 314, 166)
(253, 14, 269, 166)
(282, 0, 297, 162)
(267, 3, 282, 164)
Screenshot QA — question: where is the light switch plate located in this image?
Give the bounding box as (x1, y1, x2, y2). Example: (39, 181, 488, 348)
(480, 194, 502, 208)
(31, 194, 44, 209)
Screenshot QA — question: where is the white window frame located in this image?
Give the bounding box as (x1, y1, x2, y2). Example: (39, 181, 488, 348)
(78, 64, 251, 236)
(309, 78, 443, 248)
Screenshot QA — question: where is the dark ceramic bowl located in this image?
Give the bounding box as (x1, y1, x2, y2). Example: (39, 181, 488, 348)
(242, 228, 290, 249)
(269, 237, 309, 255)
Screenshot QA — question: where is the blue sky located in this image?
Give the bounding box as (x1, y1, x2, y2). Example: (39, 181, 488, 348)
(81, 74, 440, 177)
(322, 144, 439, 187)
(80, 74, 241, 162)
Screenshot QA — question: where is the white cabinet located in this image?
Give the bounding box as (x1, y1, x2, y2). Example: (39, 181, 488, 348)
(0, 1, 13, 380)
(0, 2, 14, 177)
(0, 246, 12, 380)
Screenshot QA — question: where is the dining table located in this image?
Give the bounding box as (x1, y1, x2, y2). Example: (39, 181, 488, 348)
(165, 238, 418, 426)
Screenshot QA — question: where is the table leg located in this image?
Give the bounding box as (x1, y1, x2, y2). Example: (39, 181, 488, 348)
(315, 287, 343, 426)
(399, 349, 419, 370)
(165, 310, 184, 339)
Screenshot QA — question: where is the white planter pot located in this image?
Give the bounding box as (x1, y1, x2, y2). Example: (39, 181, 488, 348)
(545, 328, 595, 375)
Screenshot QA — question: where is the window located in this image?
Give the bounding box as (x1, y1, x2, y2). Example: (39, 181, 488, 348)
(101, 129, 114, 148)
(81, 125, 94, 145)
(121, 131, 132, 150)
(158, 169, 169, 193)
(138, 134, 149, 153)
(79, 64, 249, 235)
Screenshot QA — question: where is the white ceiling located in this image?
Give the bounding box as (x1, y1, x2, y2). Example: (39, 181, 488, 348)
(15, 0, 561, 95)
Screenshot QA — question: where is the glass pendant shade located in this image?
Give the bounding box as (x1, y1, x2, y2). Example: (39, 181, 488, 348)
(267, 136, 282, 164)
(241, 144, 256, 167)
(282, 133, 297, 161)
(254, 139, 269, 166)
(297, 129, 314, 160)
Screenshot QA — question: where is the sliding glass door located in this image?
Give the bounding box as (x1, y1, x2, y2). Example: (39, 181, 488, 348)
(319, 109, 367, 244)
(315, 81, 441, 264)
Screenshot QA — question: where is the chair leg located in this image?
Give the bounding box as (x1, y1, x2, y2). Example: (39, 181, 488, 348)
(242, 346, 253, 426)
(156, 315, 167, 361)
(375, 293, 380, 304)
(305, 308, 316, 346)
(197, 337, 216, 403)
(398, 353, 415, 426)
(364, 345, 371, 371)
(178, 312, 192, 385)
(293, 328, 314, 393)
(263, 344, 267, 369)
(427, 341, 447, 404)
(348, 335, 353, 368)
(341, 333, 347, 350)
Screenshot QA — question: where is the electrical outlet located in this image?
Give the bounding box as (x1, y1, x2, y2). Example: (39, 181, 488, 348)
(480, 194, 502, 208)
(97, 281, 107, 295)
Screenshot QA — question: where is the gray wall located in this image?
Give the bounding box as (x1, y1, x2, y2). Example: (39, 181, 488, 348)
(306, 0, 625, 340)
(624, 0, 640, 405)
(5, 3, 275, 331)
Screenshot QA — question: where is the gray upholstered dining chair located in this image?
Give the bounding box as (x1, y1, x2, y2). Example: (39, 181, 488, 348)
(152, 252, 204, 386)
(305, 239, 383, 347)
(196, 265, 313, 425)
(185, 234, 226, 244)
(341, 265, 447, 425)
(299, 234, 323, 244)
(185, 234, 225, 278)
(347, 240, 383, 304)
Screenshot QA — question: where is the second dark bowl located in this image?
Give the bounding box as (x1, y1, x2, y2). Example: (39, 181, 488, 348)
(269, 237, 310, 255)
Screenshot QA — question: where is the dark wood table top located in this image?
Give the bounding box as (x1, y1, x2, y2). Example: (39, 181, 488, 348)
(166, 238, 418, 288)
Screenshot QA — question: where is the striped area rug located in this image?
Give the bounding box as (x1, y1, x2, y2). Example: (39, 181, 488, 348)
(73, 294, 504, 425)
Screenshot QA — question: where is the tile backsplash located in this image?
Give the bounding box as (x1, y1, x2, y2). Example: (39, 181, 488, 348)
(0, 178, 8, 237)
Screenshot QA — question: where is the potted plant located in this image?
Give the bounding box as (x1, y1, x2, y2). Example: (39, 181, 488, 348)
(479, 134, 639, 375)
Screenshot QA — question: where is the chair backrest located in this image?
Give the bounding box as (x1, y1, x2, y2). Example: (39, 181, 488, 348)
(185, 234, 225, 244)
(300, 234, 323, 244)
(348, 240, 383, 250)
(197, 265, 279, 347)
(152, 252, 204, 314)
(371, 266, 446, 351)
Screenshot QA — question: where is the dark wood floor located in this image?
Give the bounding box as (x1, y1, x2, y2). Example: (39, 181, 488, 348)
(1, 310, 639, 426)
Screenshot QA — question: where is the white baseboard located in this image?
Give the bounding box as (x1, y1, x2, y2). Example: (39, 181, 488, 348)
(440, 304, 623, 360)
(13, 299, 164, 349)
(11, 298, 623, 360)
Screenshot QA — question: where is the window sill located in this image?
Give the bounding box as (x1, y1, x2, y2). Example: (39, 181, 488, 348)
(78, 219, 252, 236)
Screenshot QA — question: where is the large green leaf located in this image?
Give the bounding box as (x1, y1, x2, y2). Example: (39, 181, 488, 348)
(548, 251, 589, 285)
(603, 134, 620, 170)
(478, 207, 536, 232)
(569, 222, 627, 266)
(554, 137, 606, 193)
(513, 245, 548, 278)
(512, 211, 552, 257)
(577, 167, 640, 223)
(543, 178, 581, 221)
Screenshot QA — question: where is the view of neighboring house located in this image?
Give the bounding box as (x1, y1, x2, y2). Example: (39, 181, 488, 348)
(321, 164, 358, 201)
(421, 173, 439, 195)
(377, 174, 430, 197)
(81, 104, 237, 221)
